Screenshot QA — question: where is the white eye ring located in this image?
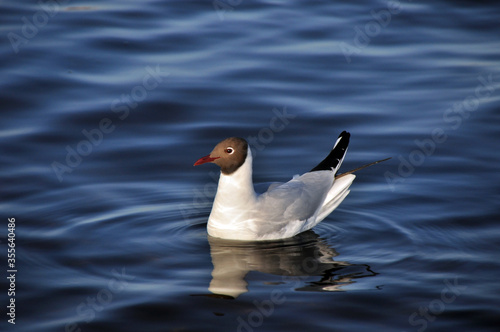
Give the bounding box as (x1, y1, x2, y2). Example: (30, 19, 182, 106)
(225, 147, 234, 154)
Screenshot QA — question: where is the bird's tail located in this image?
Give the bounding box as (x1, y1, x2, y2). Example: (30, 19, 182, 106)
(316, 157, 390, 222)
(310, 131, 350, 174)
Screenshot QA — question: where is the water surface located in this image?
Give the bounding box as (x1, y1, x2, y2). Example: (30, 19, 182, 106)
(1, 0, 499, 331)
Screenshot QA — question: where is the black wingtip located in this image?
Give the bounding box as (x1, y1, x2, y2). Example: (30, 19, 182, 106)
(310, 131, 350, 173)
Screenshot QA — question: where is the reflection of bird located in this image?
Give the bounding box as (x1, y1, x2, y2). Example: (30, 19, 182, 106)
(206, 231, 377, 298)
(194, 131, 389, 240)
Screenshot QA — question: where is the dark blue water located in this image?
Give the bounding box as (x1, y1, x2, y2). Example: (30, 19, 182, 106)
(1, 1, 500, 331)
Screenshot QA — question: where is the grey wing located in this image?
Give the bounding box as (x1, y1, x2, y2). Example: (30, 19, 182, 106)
(257, 171, 335, 222)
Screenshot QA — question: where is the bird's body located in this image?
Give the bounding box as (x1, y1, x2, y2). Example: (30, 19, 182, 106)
(207, 147, 355, 240)
(194, 131, 376, 241)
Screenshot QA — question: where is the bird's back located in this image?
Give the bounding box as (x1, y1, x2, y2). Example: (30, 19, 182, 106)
(251, 171, 354, 240)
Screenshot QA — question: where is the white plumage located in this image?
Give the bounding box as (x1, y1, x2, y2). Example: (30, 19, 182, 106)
(194, 131, 364, 241)
(206, 148, 355, 240)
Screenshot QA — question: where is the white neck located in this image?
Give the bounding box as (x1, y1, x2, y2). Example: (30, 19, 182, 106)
(215, 148, 256, 205)
(208, 149, 257, 232)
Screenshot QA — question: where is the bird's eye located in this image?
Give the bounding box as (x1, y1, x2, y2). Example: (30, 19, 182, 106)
(225, 147, 234, 154)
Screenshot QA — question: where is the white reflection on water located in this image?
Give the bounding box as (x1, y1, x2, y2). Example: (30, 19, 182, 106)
(207, 230, 377, 298)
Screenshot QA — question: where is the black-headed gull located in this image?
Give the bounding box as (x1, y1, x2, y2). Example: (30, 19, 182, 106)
(194, 131, 386, 241)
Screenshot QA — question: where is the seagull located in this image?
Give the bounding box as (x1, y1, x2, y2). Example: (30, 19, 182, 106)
(194, 131, 388, 241)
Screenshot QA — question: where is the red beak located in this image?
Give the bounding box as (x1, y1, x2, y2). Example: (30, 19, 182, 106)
(194, 155, 220, 166)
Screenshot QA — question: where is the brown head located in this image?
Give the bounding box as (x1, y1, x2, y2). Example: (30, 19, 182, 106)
(194, 137, 248, 175)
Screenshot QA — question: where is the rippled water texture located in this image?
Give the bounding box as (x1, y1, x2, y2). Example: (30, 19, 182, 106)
(1, 0, 499, 331)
